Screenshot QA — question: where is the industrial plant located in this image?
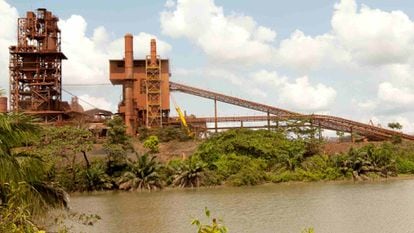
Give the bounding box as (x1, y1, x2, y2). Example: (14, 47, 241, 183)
(4, 8, 414, 142)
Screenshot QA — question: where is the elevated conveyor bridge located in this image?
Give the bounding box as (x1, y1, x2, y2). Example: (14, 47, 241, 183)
(170, 81, 414, 141)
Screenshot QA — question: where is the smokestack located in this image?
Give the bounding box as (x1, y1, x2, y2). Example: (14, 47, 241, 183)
(124, 33, 134, 135)
(150, 38, 157, 66)
(125, 33, 133, 79)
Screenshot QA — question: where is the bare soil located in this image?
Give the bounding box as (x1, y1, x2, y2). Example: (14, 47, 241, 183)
(133, 139, 202, 162)
(322, 141, 382, 155)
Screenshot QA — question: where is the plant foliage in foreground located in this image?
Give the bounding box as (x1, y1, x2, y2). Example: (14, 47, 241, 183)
(0, 113, 67, 232)
(192, 207, 228, 233)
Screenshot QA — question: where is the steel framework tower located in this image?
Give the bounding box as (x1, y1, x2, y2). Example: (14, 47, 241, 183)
(9, 8, 67, 121)
(145, 39, 162, 128)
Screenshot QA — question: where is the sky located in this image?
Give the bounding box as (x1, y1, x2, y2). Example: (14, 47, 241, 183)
(2, 0, 414, 133)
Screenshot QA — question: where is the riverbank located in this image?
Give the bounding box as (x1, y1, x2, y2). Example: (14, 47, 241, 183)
(55, 128, 414, 193)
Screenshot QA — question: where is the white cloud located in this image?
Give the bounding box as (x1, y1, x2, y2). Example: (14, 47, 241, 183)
(276, 30, 350, 71)
(160, 0, 414, 70)
(165, 0, 176, 8)
(59, 15, 108, 85)
(252, 70, 337, 112)
(357, 99, 377, 111)
(378, 82, 414, 105)
(332, 0, 414, 66)
(78, 94, 114, 111)
(279, 76, 337, 112)
(59, 15, 172, 85)
(160, 0, 276, 64)
(252, 70, 287, 87)
(0, 0, 18, 94)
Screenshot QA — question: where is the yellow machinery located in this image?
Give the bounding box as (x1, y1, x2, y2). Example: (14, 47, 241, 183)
(171, 96, 193, 137)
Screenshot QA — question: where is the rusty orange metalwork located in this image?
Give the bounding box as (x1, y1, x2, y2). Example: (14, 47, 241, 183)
(109, 35, 170, 135)
(169, 81, 414, 141)
(9, 8, 67, 121)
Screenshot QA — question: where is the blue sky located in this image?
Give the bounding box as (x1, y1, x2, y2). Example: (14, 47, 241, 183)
(3, 0, 414, 132)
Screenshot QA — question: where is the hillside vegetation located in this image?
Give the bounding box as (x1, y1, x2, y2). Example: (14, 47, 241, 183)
(2, 114, 414, 232)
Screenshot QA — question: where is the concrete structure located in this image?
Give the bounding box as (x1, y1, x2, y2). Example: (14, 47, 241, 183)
(109, 34, 170, 135)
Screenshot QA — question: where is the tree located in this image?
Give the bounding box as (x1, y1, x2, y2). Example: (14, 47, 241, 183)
(143, 135, 160, 153)
(105, 116, 131, 146)
(0, 113, 67, 231)
(38, 125, 94, 190)
(388, 122, 403, 130)
(117, 153, 162, 191)
(103, 116, 132, 177)
(173, 156, 205, 188)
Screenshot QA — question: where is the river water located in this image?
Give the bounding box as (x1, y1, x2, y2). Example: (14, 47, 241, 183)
(68, 179, 414, 233)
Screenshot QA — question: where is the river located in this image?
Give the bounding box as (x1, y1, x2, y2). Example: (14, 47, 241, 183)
(67, 179, 414, 233)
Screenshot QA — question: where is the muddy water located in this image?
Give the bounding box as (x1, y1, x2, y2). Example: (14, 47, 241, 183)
(68, 179, 414, 233)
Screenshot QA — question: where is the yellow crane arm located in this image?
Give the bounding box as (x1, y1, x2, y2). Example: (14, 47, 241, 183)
(171, 96, 192, 136)
(175, 106, 189, 129)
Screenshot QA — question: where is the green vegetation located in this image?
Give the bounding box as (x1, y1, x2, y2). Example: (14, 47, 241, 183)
(2, 112, 414, 232)
(0, 113, 67, 232)
(143, 135, 160, 153)
(191, 207, 228, 233)
(388, 122, 403, 130)
(139, 126, 192, 142)
(173, 156, 205, 187)
(117, 153, 162, 191)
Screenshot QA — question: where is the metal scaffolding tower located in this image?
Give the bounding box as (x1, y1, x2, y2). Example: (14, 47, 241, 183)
(9, 8, 67, 121)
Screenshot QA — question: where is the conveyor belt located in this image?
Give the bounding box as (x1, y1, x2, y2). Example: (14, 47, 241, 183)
(170, 81, 414, 141)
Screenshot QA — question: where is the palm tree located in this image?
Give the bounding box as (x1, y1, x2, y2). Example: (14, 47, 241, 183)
(0, 113, 68, 218)
(117, 153, 162, 191)
(173, 157, 205, 188)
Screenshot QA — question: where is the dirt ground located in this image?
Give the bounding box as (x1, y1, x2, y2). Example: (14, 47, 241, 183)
(133, 139, 202, 162)
(322, 141, 381, 155)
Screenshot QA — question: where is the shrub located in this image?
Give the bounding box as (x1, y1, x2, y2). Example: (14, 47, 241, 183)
(213, 154, 268, 186)
(78, 161, 113, 191)
(117, 154, 162, 191)
(173, 156, 206, 188)
(396, 158, 414, 174)
(228, 167, 267, 186)
(103, 143, 128, 177)
(143, 136, 160, 153)
(139, 126, 192, 142)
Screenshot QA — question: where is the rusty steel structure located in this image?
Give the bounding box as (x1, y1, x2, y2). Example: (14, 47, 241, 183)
(9, 8, 67, 121)
(110, 34, 170, 135)
(169, 82, 414, 141)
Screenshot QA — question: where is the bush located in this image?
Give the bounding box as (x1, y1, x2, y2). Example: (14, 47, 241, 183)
(213, 154, 268, 186)
(301, 155, 343, 180)
(117, 154, 162, 191)
(103, 143, 128, 177)
(138, 126, 192, 142)
(78, 161, 113, 191)
(195, 129, 308, 172)
(143, 136, 160, 153)
(173, 156, 206, 188)
(228, 167, 267, 186)
(397, 158, 414, 174)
